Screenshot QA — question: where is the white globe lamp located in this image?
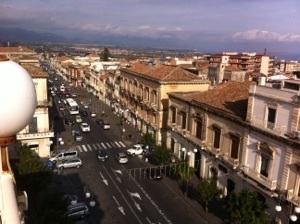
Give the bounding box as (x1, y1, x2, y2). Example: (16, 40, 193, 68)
(0, 55, 36, 224)
(0, 56, 36, 145)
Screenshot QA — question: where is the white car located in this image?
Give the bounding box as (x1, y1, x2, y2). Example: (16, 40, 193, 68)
(127, 144, 144, 156)
(115, 152, 128, 164)
(80, 123, 90, 132)
(90, 111, 97, 117)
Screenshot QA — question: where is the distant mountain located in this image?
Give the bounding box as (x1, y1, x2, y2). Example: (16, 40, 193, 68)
(0, 27, 74, 44)
(0, 27, 190, 50)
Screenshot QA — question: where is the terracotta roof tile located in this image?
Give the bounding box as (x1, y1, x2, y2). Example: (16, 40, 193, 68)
(22, 64, 48, 78)
(126, 63, 201, 82)
(184, 81, 252, 119)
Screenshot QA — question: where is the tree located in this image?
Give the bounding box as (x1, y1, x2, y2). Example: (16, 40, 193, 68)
(174, 158, 195, 196)
(100, 47, 110, 61)
(30, 190, 73, 224)
(196, 178, 222, 212)
(223, 188, 271, 224)
(13, 142, 53, 196)
(139, 132, 155, 148)
(152, 145, 171, 165)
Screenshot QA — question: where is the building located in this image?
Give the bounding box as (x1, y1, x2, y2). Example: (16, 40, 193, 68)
(118, 62, 210, 144)
(16, 64, 54, 157)
(167, 78, 300, 223)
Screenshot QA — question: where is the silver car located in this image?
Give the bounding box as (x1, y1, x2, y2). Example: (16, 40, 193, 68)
(115, 152, 128, 164)
(57, 157, 82, 169)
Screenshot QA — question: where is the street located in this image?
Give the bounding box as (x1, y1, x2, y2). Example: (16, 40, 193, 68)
(50, 78, 210, 224)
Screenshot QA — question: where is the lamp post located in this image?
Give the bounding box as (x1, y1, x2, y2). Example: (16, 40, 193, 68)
(0, 56, 37, 223)
(275, 193, 300, 223)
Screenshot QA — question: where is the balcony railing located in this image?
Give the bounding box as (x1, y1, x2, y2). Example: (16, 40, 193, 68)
(243, 165, 277, 190)
(222, 153, 239, 167)
(17, 129, 54, 140)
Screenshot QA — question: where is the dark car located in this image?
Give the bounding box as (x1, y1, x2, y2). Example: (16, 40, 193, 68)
(97, 149, 108, 161)
(65, 117, 75, 126)
(74, 131, 83, 142)
(145, 167, 162, 180)
(96, 118, 104, 125)
(81, 110, 88, 116)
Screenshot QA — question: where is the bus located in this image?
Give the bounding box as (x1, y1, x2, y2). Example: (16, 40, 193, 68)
(65, 98, 79, 115)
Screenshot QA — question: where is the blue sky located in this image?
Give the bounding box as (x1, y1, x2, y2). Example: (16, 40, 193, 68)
(1, 0, 300, 54)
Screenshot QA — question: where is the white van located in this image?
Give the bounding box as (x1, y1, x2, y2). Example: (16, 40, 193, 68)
(49, 149, 78, 163)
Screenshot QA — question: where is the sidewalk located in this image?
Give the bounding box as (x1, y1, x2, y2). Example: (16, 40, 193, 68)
(162, 175, 225, 224)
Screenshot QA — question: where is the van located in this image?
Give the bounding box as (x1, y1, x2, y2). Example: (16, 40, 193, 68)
(65, 202, 89, 220)
(49, 149, 78, 163)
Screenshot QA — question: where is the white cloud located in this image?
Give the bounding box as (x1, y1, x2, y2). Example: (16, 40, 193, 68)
(233, 29, 300, 42)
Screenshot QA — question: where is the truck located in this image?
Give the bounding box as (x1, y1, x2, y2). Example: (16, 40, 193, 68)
(126, 144, 144, 156)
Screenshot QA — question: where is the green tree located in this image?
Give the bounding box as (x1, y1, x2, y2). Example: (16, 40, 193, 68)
(224, 188, 270, 224)
(139, 132, 155, 148)
(174, 158, 195, 196)
(152, 145, 171, 165)
(13, 142, 53, 196)
(100, 47, 110, 61)
(196, 178, 222, 212)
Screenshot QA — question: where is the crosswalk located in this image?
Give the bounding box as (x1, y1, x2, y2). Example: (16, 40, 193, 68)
(76, 141, 127, 153)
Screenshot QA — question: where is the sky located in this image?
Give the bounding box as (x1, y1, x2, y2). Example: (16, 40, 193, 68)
(1, 0, 300, 57)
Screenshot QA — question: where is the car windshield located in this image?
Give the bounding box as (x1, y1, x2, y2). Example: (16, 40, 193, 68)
(119, 154, 126, 158)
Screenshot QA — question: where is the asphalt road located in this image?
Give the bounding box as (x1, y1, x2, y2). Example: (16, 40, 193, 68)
(50, 77, 209, 224)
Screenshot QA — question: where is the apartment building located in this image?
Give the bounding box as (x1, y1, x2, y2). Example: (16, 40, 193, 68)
(167, 80, 250, 182)
(16, 64, 54, 157)
(208, 52, 274, 84)
(279, 60, 300, 73)
(117, 62, 210, 144)
(167, 78, 300, 223)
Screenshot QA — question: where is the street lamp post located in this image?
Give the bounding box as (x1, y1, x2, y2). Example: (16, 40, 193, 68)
(0, 56, 37, 224)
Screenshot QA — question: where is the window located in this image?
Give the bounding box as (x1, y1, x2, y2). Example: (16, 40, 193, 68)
(230, 134, 240, 159)
(170, 107, 176, 124)
(195, 117, 204, 140)
(28, 117, 38, 133)
(213, 126, 221, 148)
(181, 112, 187, 129)
(267, 107, 276, 129)
(260, 154, 270, 177)
(257, 142, 273, 178)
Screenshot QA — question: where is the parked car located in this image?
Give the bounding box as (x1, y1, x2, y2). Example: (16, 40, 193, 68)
(42, 159, 55, 170)
(90, 111, 97, 117)
(57, 157, 82, 169)
(145, 167, 162, 180)
(97, 149, 108, 161)
(59, 105, 65, 111)
(96, 118, 104, 125)
(65, 202, 89, 220)
(100, 121, 111, 130)
(127, 144, 144, 156)
(81, 110, 88, 116)
(63, 194, 80, 206)
(65, 117, 75, 126)
(75, 115, 82, 123)
(80, 122, 90, 132)
(115, 152, 128, 164)
(74, 131, 83, 141)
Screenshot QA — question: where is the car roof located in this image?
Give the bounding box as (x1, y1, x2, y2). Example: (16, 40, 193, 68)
(117, 152, 126, 156)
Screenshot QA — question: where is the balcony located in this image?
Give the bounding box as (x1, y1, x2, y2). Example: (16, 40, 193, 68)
(222, 153, 239, 168)
(249, 116, 286, 135)
(287, 189, 300, 206)
(16, 129, 54, 140)
(243, 165, 277, 190)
